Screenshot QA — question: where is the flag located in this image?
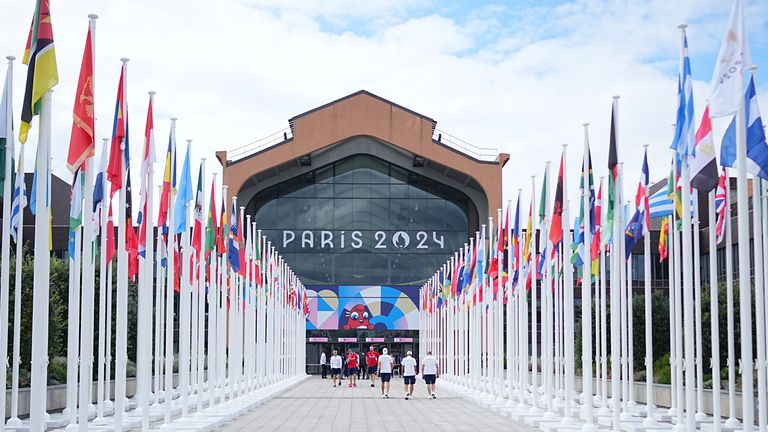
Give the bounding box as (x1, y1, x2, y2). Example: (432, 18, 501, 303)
(106, 205, 115, 263)
(204, 179, 218, 260)
(68, 169, 83, 257)
(624, 210, 643, 260)
(671, 29, 695, 159)
(573, 146, 595, 267)
(721, 75, 768, 179)
(138, 95, 155, 256)
(709, 0, 751, 118)
(218, 195, 228, 253)
(157, 132, 175, 230)
(66, 25, 94, 173)
(10, 159, 26, 243)
(658, 217, 669, 262)
(237, 209, 246, 277)
(636, 149, 651, 234)
(511, 195, 521, 289)
(690, 105, 719, 192)
(549, 154, 564, 247)
(715, 171, 727, 244)
(606, 98, 619, 243)
(228, 201, 240, 273)
(19, 0, 58, 144)
(92, 139, 107, 234)
(591, 181, 602, 258)
(649, 188, 674, 219)
(126, 174, 139, 281)
(106, 64, 126, 195)
(191, 163, 203, 258)
(173, 142, 192, 235)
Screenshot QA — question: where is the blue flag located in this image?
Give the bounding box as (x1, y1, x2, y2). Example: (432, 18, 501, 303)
(721, 74, 768, 179)
(173, 142, 193, 234)
(228, 201, 240, 273)
(671, 30, 695, 160)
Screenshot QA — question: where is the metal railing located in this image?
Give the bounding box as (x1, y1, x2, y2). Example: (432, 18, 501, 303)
(227, 127, 293, 162)
(432, 128, 500, 161)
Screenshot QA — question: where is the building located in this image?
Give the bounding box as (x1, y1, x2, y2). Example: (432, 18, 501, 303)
(217, 90, 508, 370)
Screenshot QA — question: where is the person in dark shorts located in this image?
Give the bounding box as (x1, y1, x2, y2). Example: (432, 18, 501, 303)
(330, 350, 343, 387)
(345, 349, 359, 387)
(421, 350, 439, 399)
(365, 346, 380, 388)
(376, 348, 394, 398)
(400, 351, 417, 400)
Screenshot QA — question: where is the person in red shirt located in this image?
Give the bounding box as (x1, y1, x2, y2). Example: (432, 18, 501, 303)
(365, 346, 380, 388)
(345, 349, 360, 388)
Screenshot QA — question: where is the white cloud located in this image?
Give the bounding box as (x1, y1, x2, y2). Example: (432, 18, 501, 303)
(0, 0, 766, 228)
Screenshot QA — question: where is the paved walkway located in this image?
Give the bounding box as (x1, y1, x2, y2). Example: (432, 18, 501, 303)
(218, 376, 534, 432)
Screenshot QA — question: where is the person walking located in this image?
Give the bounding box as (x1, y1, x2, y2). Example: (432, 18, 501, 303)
(377, 348, 394, 398)
(365, 346, 380, 388)
(401, 351, 417, 400)
(346, 349, 359, 388)
(330, 350, 343, 387)
(421, 350, 439, 399)
(320, 351, 328, 379)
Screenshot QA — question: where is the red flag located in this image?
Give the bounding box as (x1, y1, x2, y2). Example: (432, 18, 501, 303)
(591, 182, 602, 258)
(549, 154, 564, 247)
(238, 210, 246, 277)
(126, 174, 139, 281)
(106, 64, 126, 196)
(138, 95, 154, 256)
(66, 25, 94, 173)
(106, 205, 115, 263)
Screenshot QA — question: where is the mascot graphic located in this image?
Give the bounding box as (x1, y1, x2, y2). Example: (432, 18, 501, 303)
(343, 304, 375, 330)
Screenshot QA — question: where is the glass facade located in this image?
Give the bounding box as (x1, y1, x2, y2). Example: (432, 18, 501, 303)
(248, 154, 476, 285)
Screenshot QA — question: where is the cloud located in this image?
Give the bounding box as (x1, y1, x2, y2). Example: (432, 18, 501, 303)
(0, 0, 766, 228)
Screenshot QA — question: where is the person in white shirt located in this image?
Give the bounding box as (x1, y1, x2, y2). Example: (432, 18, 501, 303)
(330, 350, 343, 387)
(320, 351, 328, 379)
(420, 350, 439, 399)
(376, 348, 394, 398)
(400, 351, 417, 400)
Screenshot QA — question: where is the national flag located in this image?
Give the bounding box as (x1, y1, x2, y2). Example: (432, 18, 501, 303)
(228, 200, 240, 273)
(671, 29, 695, 160)
(511, 194, 521, 289)
(253, 226, 262, 287)
(106, 64, 126, 196)
(192, 163, 204, 258)
(721, 74, 768, 179)
(217, 195, 228, 253)
(690, 104, 719, 192)
(174, 142, 192, 235)
(709, 0, 751, 119)
(624, 209, 643, 260)
(636, 149, 651, 234)
(649, 188, 674, 219)
(157, 132, 175, 230)
(591, 181, 602, 258)
(92, 139, 108, 235)
(126, 174, 139, 281)
(658, 217, 669, 262)
(10, 159, 27, 243)
(138, 95, 155, 256)
(573, 146, 595, 268)
(68, 169, 83, 257)
(606, 98, 619, 243)
(237, 209, 246, 277)
(106, 205, 115, 263)
(66, 25, 94, 173)
(19, 0, 59, 144)
(668, 161, 683, 219)
(204, 179, 218, 260)
(715, 171, 728, 244)
(549, 154, 564, 247)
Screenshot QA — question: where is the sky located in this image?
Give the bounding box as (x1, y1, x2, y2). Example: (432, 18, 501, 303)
(1, 0, 767, 222)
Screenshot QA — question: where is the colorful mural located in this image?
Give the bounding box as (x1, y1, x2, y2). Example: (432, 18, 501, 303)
(305, 285, 420, 330)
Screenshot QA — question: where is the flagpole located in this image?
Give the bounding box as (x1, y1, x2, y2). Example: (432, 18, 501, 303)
(542, 162, 556, 420)
(598, 177, 609, 416)
(8, 113, 24, 428)
(208, 174, 219, 405)
(195, 158, 207, 416)
(618, 166, 630, 421)
(0, 56, 14, 432)
(64, 180, 82, 430)
(179, 140, 192, 418)
(722, 168, 738, 427)
(28, 89, 53, 432)
(95, 138, 110, 423)
(581, 124, 595, 430)
(154, 185, 164, 406)
(641, 146, 656, 426)
(608, 98, 622, 431)
(691, 192, 707, 422)
(707, 189, 721, 432)
(560, 142, 575, 424)
(161, 118, 177, 431)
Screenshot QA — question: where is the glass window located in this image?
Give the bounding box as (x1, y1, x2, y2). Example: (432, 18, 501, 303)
(248, 153, 475, 286)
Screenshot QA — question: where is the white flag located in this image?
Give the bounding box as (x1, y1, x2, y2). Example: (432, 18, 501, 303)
(709, 0, 752, 118)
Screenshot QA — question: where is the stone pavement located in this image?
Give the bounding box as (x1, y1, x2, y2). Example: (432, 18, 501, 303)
(218, 376, 535, 432)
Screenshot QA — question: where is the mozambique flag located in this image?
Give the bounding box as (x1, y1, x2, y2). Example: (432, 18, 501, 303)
(20, 0, 58, 144)
(204, 179, 218, 260)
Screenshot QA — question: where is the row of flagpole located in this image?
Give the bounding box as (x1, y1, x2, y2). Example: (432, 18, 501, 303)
(0, 5, 309, 432)
(419, 1, 768, 431)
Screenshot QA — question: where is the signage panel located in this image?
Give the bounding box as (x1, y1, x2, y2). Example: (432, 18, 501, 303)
(338, 337, 358, 342)
(393, 337, 413, 343)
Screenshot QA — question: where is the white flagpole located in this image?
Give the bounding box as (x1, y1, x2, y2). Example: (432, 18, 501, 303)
(707, 190, 721, 432)
(154, 186, 164, 406)
(619, 170, 630, 420)
(208, 174, 218, 405)
(28, 89, 53, 432)
(95, 138, 110, 423)
(195, 158, 206, 416)
(0, 56, 14, 432)
(581, 124, 595, 430)
(530, 176, 540, 413)
(723, 169, 738, 427)
(8, 126, 24, 428)
(609, 99, 621, 431)
(562, 143, 575, 424)
(542, 163, 556, 419)
(179, 141, 193, 417)
(65, 195, 82, 431)
(641, 147, 656, 427)
(599, 177, 609, 416)
(77, 16, 98, 429)
(692, 193, 707, 422)
(161, 118, 177, 430)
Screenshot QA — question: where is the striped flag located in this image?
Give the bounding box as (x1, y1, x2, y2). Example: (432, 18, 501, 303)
(19, 0, 59, 144)
(721, 74, 768, 179)
(228, 200, 240, 273)
(658, 217, 669, 262)
(690, 105, 719, 192)
(204, 179, 218, 260)
(68, 169, 83, 257)
(10, 159, 26, 243)
(715, 171, 727, 244)
(138, 95, 155, 256)
(671, 29, 695, 160)
(106, 64, 126, 196)
(191, 163, 203, 258)
(157, 132, 175, 230)
(92, 139, 108, 235)
(66, 24, 94, 173)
